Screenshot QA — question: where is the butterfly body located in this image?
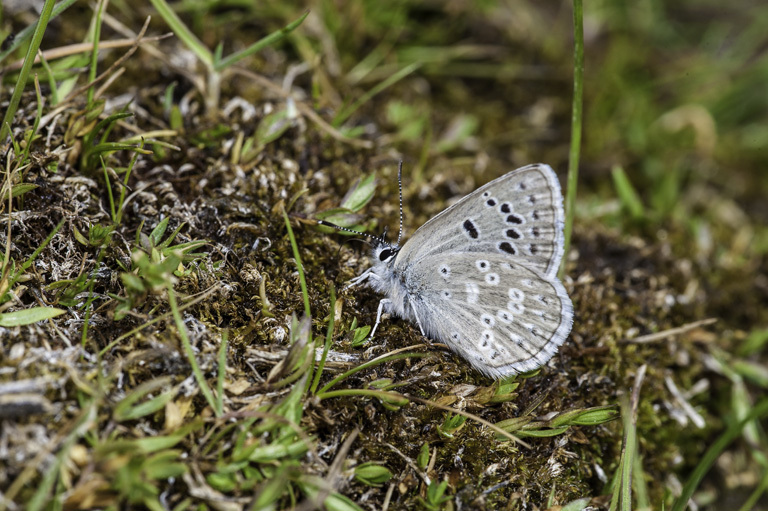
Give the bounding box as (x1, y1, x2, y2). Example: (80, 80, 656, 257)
(348, 163, 573, 379)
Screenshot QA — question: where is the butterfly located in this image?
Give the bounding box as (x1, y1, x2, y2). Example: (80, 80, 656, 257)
(323, 163, 573, 379)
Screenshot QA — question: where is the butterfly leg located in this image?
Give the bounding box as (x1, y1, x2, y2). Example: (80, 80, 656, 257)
(345, 268, 374, 290)
(407, 296, 427, 336)
(369, 298, 392, 340)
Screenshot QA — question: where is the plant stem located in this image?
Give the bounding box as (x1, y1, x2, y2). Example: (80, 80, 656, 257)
(559, 0, 584, 280)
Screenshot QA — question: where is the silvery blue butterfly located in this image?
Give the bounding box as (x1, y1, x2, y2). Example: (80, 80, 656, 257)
(325, 163, 573, 379)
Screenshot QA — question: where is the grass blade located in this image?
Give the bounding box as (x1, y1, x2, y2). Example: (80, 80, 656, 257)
(671, 397, 768, 511)
(0, 0, 56, 142)
(559, 0, 584, 280)
(214, 11, 309, 71)
(282, 208, 311, 318)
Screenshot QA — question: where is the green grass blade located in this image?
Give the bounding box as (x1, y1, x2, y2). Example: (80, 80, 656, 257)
(317, 352, 428, 396)
(0, 0, 56, 142)
(333, 62, 422, 127)
(612, 165, 645, 220)
(214, 11, 309, 71)
(86, 0, 106, 105)
(216, 330, 228, 417)
(0, 306, 66, 327)
(149, 0, 213, 68)
(167, 284, 219, 416)
(671, 397, 768, 511)
(559, 0, 584, 280)
(311, 284, 335, 395)
(0, 0, 78, 64)
(282, 208, 311, 318)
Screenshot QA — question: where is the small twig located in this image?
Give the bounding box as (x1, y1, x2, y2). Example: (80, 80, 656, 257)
(665, 375, 706, 429)
(62, 17, 152, 104)
(622, 318, 717, 344)
(2, 33, 172, 72)
(383, 440, 431, 485)
(630, 364, 647, 418)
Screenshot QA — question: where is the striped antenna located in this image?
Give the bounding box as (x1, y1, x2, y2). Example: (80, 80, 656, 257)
(396, 160, 404, 246)
(317, 220, 385, 244)
(320, 161, 406, 246)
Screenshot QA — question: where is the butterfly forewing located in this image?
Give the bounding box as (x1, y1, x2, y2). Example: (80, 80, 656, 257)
(407, 252, 573, 378)
(397, 164, 565, 279)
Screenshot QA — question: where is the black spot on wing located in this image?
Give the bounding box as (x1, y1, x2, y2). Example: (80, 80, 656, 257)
(499, 242, 516, 255)
(463, 219, 479, 239)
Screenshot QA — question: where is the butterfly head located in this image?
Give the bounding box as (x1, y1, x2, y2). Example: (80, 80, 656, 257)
(372, 227, 400, 265)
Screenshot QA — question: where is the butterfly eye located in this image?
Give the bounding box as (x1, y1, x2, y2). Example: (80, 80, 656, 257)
(379, 248, 394, 261)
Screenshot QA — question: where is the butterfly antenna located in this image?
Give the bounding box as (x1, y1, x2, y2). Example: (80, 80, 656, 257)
(396, 160, 404, 246)
(317, 220, 381, 242)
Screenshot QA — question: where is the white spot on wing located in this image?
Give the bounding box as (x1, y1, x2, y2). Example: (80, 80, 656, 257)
(485, 273, 499, 285)
(475, 260, 490, 272)
(466, 283, 479, 304)
(497, 310, 513, 324)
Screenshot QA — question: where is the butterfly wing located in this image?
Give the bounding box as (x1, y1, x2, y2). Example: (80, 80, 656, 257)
(403, 252, 573, 378)
(397, 164, 565, 279)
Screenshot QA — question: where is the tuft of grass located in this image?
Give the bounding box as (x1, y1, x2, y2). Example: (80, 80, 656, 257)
(148, 0, 308, 114)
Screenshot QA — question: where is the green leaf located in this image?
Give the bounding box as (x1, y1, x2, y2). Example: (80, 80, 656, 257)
(314, 208, 366, 231)
(207, 472, 237, 492)
(740, 327, 768, 357)
(561, 497, 592, 511)
(611, 165, 645, 220)
(351, 325, 371, 347)
(113, 377, 174, 422)
(72, 227, 90, 246)
(253, 109, 292, 147)
(1, 183, 38, 200)
(438, 413, 466, 438)
(340, 173, 377, 212)
(354, 462, 392, 486)
(550, 405, 619, 427)
(150, 217, 170, 247)
(0, 306, 66, 327)
(325, 492, 365, 511)
(143, 450, 187, 479)
(435, 114, 478, 153)
(517, 426, 570, 438)
(417, 443, 430, 469)
(121, 272, 146, 293)
(133, 435, 187, 453)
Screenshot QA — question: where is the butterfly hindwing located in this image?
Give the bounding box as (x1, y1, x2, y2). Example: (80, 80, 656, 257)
(397, 164, 565, 279)
(404, 252, 573, 378)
